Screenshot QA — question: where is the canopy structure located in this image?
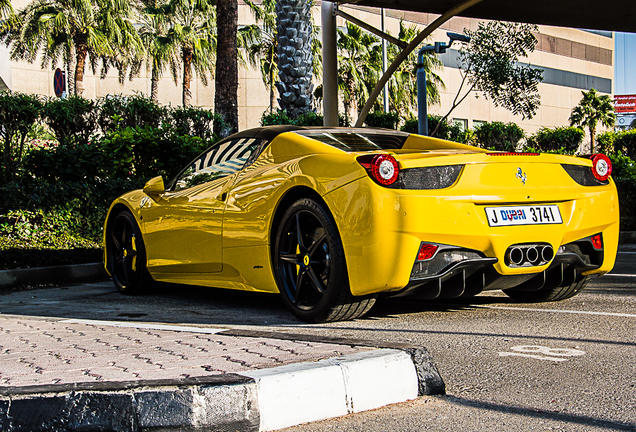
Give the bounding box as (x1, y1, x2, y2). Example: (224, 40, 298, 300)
(338, 0, 635, 34)
(321, 0, 635, 127)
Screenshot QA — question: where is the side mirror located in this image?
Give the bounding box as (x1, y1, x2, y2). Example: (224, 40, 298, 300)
(143, 176, 165, 196)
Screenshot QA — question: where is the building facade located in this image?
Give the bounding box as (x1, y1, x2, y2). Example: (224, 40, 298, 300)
(0, 1, 614, 134)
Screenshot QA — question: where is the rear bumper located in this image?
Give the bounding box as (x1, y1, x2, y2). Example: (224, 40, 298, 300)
(388, 236, 604, 299)
(324, 175, 619, 297)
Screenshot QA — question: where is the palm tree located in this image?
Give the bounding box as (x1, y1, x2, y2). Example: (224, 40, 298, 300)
(3, 0, 141, 96)
(215, 0, 238, 132)
(244, 0, 277, 112)
(385, 22, 444, 118)
(0, 0, 16, 32)
(337, 22, 382, 124)
(275, 0, 314, 118)
(569, 88, 616, 153)
(154, 0, 216, 106)
(244, 0, 321, 114)
(136, 0, 179, 102)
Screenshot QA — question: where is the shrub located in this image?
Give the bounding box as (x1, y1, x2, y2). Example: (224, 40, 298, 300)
(401, 116, 473, 144)
(97, 125, 210, 181)
(0, 92, 43, 184)
(170, 106, 225, 141)
(474, 121, 525, 151)
(0, 178, 146, 242)
(97, 94, 167, 134)
(22, 143, 104, 182)
(596, 131, 616, 155)
(527, 127, 584, 153)
(293, 111, 324, 126)
(42, 96, 97, 147)
(614, 129, 636, 160)
(365, 111, 399, 130)
(261, 110, 293, 126)
(609, 153, 636, 180)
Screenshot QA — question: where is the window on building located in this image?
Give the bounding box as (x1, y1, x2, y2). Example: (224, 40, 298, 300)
(452, 118, 468, 131)
(472, 120, 487, 130)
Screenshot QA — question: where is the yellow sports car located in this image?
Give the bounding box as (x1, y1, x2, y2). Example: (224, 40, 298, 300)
(103, 126, 619, 322)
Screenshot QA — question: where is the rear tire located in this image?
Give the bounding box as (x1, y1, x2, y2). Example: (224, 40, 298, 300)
(106, 211, 152, 295)
(274, 198, 376, 323)
(503, 275, 589, 302)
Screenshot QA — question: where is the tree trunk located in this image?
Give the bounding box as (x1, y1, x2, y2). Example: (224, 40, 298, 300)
(215, 0, 239, 133)
(275, 0, 314, 118)
(151, 64, 159, 103)
(66, 51, 76, 96)
(74, 38, 88, 96)
(269, 66, 276, 112)
(182, 45, 193, 107)
(590, 126, 596, 153)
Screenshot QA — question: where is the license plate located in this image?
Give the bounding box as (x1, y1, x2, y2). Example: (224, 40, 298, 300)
(485, 205, 563, 227)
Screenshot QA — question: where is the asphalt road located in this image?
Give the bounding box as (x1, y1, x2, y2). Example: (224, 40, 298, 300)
(0, 245, 634, 431)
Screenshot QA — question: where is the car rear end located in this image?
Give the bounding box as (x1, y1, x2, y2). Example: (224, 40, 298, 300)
(321, 133, 619, 300)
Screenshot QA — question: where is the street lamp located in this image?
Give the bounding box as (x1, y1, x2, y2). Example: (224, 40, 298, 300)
(417, 32, 471, 136)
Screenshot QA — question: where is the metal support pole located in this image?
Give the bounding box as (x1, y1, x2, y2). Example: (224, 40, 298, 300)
(381, 8, 389, 112)
(322, 1, 338, 127)
(417, 52, 427, 135)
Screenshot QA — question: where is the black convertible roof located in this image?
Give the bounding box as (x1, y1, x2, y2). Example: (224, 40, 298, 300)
(228, 125, 405, 142)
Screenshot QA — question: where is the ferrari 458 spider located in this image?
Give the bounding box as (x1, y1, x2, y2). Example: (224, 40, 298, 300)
(104, 126, 619, 322)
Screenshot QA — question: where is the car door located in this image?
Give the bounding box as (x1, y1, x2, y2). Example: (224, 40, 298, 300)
(141, 138, 262, 274)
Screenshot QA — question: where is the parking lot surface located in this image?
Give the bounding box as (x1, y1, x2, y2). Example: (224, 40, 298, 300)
(0, 244, 634, 431)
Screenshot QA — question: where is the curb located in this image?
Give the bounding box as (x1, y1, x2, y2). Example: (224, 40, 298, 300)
(0, 263, 108, 289)
(0, 340, 444, 432)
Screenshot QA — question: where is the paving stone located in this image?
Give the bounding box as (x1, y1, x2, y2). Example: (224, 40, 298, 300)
(0, 317, 368, 388)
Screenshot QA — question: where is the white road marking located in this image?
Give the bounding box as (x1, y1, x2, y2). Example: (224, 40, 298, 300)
(605, 274, 636, 277)
(499, 345, 585, 362)
(473, 305, 636, 318)
(498, 352, 569, 362)
(60, 318, 226, 334)
(617, 251, 636, 254)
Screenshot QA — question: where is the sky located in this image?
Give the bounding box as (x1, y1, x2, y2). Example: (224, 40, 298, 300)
(615, 32, 636, 95)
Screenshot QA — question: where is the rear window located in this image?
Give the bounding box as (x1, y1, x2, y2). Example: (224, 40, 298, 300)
(296, 129, 409, 152)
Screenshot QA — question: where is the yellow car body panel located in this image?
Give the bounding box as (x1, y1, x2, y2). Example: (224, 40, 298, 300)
(104, 127, 619, 301)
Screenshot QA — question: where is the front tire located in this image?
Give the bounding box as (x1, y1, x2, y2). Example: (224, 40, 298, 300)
(106, 211, 151, 295)
(274, 198, 376, 323)
(503, 275, 589, 302)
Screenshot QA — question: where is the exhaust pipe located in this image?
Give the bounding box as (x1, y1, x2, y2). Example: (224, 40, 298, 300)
(507, 247, 524, 266)
(505, 243, 554, 267)
(526, 246, 539, 264)
(541, 245, 554, 262)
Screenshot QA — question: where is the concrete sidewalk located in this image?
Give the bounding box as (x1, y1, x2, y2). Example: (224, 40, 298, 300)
(0, 316, 445, 431)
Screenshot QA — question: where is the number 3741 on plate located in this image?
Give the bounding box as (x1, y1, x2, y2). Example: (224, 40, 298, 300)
(485, 205, 563, 227)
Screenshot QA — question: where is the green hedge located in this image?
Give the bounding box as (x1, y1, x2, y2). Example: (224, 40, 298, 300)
(473, 121, 525, 151)
(0, 178, 146, 269)
(0, 92, 225, 270)
(400, 116, 473, 144)
(527, 126, 584, 153)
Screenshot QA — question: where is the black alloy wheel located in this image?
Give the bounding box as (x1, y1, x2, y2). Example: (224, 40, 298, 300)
(107, 211, 150, 294)
(274, 198, 376, 323)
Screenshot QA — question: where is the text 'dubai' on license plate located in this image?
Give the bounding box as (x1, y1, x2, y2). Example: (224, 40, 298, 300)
(485, 205, 562, 227)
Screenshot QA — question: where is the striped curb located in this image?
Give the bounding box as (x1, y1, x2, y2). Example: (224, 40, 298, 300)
(0, 346, 443, 431)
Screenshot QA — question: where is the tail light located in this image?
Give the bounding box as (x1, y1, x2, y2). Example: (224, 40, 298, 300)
(590, 154, 612, 182)
(357, 154, 399, 186)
